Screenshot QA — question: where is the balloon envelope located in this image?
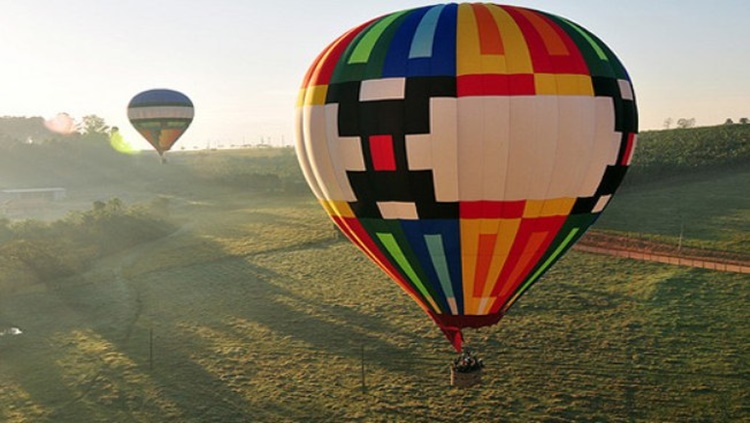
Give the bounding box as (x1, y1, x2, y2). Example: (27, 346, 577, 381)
(295, 3, 637, 351)
(127, 89, 194, 156)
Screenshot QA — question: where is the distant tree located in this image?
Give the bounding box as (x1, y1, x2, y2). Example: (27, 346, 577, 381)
(676, 118, 696, 129)
(740, 117, 749, 124)
(724, 118, 734, 125)
(0, 116, 55, 146)
(663, 117, 673, 129)
(78, 115, 109, 135)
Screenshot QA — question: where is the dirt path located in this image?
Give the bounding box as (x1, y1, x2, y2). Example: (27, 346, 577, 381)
(52, 222, 197, 415)
(575, 232, 750, 274)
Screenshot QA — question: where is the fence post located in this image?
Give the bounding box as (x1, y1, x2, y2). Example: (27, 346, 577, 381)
(361, 344, 367, 394)
(149, 328, 154, 371)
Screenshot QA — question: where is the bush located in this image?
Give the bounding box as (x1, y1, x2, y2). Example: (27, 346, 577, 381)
(0, 199, 176, 286)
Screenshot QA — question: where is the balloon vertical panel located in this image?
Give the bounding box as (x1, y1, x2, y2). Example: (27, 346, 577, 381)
(295, 3, 637, 351)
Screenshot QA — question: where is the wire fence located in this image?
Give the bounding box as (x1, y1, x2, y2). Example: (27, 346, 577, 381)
(576, 232, 750, 274)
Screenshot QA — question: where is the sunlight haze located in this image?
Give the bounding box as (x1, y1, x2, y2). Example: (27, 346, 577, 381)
(0, 0, 747, 150)
(1, 2, 748, 420)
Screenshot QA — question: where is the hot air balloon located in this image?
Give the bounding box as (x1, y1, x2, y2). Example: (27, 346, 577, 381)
(295, 3, 637, 352)
(127, 89, 194, 162)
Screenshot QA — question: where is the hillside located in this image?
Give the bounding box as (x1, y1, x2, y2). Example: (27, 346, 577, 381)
(595, 124, 750, 255)
(623, 123, 750, 187)
(0, 122, 748, 421)
(3, 119, 748, 193)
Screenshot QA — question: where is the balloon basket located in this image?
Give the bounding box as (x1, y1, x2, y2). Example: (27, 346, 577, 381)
(450, 349, 484, 388)
(450, 367, 482, 388)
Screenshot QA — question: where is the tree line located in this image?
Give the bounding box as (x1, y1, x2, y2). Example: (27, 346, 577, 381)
(0, 114, 110, 146)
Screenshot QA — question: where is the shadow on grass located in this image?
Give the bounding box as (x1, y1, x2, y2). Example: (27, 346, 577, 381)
(155, 253, 433, 368)
(114, 225, 446, 419)
(117, 257, 438, 420)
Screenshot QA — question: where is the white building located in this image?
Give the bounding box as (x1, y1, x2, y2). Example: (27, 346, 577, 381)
(0, 187, 66, 201)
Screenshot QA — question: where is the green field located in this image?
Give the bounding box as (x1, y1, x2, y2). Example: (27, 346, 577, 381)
(0, 145, 748, 422)
(596, 169, 750, 253)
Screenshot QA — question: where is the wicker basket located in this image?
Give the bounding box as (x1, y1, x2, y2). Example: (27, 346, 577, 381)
(450, 367, 482, 388)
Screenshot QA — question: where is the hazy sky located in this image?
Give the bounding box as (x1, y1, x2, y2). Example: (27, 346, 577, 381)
(0, 1, 747, 150)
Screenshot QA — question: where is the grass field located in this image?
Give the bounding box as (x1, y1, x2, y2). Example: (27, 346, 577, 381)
(0, 152, 748, 422)
(596, 169, 750, 254)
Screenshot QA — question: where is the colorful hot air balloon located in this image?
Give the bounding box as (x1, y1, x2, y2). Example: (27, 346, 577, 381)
(295, 3, 637, 352)
(127, 89, 194, 161)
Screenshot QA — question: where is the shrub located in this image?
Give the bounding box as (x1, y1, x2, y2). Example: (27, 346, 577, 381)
(0, 199, 176, 285)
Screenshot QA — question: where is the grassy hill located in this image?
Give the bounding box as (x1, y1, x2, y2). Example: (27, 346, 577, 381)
(0, 125, 748, 421)
(623, 123, 750, 187)
(596, 124, 750, 255)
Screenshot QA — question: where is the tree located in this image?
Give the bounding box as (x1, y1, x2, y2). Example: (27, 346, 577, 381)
(78, 115, 109, 135)
(676, 118, 696, 129)
(740, 117, 749, 125)
(724, 118, 734, 125)
(663, 117, 673, 129)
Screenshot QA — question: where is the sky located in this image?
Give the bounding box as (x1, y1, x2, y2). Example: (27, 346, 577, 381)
(0, 0, 748, 150)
